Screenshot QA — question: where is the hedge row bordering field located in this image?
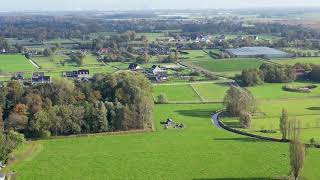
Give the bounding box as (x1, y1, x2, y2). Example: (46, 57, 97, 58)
(215, 111, 320, 148)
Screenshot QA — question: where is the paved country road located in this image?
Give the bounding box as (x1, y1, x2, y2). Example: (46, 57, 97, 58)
(211, 112, 222, 129)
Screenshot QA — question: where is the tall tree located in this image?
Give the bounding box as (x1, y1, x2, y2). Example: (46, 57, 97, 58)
(280, 108, 289, 140)
(289, 119, 305, 180)
(96, 102, 108, 132)
(224, 86, 256, 116)
(0, 107, 3, 132)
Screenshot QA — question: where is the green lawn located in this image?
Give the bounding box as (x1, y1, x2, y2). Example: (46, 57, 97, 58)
(153, 84, 201, 102)
(7, 103, 303, 180)
(192, 83, 230, 102)
(248, 82, 320, 100)
(194, 58, 264, 72)
(0, 55, 36, 72)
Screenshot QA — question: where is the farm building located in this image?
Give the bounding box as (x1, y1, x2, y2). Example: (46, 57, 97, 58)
(226, 47, 290, 58)
(63, 69, 90, 79)
(0, 172, 5, 180)
(32, 72, 51, 84)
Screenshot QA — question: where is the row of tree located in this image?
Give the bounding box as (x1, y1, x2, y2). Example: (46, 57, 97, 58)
(239, 63, 296, 87)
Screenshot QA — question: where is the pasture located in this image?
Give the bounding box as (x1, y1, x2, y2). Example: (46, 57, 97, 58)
(0, 55, 36, 72)
(194, 58, 264, 73)
(7, 103, 306, 180)
(153, 84, 201, 102)
(248, 82, 320, 100)
(192, 82, 230, 102)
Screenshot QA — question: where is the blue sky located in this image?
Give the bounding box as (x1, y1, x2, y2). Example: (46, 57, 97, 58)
(1, 0, 320, 11)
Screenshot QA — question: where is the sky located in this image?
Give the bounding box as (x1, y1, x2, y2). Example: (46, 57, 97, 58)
(1, 0, 320, 11)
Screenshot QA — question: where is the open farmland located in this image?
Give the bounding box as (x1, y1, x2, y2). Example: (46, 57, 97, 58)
(7, 103, 306, 180)
(193, 58, 264, 73)
(0, 55, 36, 72)
(191, 82, 230, 102)
(248, 82, 320, 100)
(153, 84, 201, 102)
(32, 54, 121, 76)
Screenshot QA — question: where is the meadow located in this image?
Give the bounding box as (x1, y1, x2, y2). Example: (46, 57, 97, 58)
(32, 54, 121, 76)
(0, 55, 36, 72)
(194, 58, 264, 73)
(7, 103, 306, 180)
(153, 84, 201, 102)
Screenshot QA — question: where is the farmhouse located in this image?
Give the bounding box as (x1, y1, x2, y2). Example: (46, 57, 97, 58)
(98, 48, 110, 54)
(0, 48, 6, 54)
(226, 47, 291, 58)
(63, 69, 90, 79)
(12, 72, 24, 81)
(156, 71, 169, 81)
(32, 72, 51, 84)
(128, 63, 140, 71)
(0, 172, 5, 180)
(152, 65, 165, 75)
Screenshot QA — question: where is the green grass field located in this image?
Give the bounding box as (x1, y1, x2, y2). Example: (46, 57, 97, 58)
(192, 83, 230, 102)
(8, 103, 308, 180)
(248, 82, 320, 100)
(32, 54, 118, 77)
(223, 81, 320, 143)
(0, 55, 36, 72)
(194, 58, 264, 72)
(153, 84, 201, 102)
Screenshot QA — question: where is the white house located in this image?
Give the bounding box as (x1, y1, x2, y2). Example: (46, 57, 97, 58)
(0, 172, 5, 180)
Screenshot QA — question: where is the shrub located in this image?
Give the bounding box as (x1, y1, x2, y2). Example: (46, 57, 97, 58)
(239, 111, 251, 129)
(282, 85, 317, 93)
(157, 93, 168, 104)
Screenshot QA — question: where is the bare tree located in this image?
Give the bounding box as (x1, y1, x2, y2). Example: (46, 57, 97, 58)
(289, 119, 305, 180)
(279, 108, 289, 140)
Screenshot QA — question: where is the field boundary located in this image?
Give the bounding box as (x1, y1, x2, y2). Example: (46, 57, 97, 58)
(190, 84, 205, 102)
(213, 110, 320, 148)
(212, 110, 290, 143)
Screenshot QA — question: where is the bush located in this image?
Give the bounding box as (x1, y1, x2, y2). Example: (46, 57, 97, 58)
(282, 85, 317, 93)
(239, 111, 251, 129)
(260, 129, 277, 134)
(157, 93, 168, 104)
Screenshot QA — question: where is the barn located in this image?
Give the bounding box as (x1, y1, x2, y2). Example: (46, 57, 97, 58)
(226, 47, 291, 58)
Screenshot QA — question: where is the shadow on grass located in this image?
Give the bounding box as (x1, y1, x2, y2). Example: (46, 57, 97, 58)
(306, 107, 320, 111)
(175, 109, 213, 118)
(194, 178, 281, 180)
(222, 121, 242, 128)
(214, 137, 264, 143)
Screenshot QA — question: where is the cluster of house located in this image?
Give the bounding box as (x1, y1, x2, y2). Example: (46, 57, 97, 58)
(11, 69, 90, 84)
(12, 72, 51, 84)
(128, 63, 168, 82)
(62, 69, 90, 80)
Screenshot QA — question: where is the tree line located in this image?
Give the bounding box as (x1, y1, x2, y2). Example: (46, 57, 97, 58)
(0, 72, 154, 138)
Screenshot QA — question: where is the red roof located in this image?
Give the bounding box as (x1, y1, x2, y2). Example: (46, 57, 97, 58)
(99, 48, 110, 54)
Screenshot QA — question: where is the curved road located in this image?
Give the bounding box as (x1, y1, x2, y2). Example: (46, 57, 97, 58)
(211, 112, 222, 129)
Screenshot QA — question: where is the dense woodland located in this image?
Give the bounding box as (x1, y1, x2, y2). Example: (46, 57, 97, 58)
(0, 72, 154, 138)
